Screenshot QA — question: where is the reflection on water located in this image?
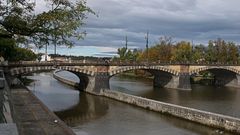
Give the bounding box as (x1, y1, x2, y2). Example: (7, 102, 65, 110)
(27, 72, 235, 135)
(55, 93, 109, 127)
(27, 72, 79, 112)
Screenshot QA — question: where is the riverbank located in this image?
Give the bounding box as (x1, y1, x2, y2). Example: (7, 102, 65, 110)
(5, 75, 76, 135)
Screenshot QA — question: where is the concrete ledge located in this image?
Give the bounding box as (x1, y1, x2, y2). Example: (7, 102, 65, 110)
(100, 89, 240, 134)
(53, 70, 100, 95)
(53, 70, 79, 88)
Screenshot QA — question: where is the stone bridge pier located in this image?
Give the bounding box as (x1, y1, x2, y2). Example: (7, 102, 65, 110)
(152, 65, 191, 90)
(71, 66, 110, 94)
(68, 65, 193, 93)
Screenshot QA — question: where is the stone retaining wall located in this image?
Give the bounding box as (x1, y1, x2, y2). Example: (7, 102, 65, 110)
(53, 70, 79, 88)
(53, 70, 99, 95)
(101, 89, 240, 134)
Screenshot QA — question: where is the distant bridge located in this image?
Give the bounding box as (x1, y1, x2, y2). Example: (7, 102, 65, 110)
(3, 61, 240, 93)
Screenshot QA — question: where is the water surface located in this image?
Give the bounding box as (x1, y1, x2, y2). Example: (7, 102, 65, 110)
(27, 71, 235, 135)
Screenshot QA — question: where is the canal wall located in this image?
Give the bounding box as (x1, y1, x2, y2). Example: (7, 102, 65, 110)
(53, 70, 79, 88)
(53, 70, 99, 95)
(53, 70, 240, 133)
(100, 89, 240, 134)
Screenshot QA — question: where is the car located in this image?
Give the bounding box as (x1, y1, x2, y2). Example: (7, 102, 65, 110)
(0, 70, 5, 89)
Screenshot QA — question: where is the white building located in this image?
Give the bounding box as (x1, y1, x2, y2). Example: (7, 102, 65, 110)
(40, 54, 52, 61)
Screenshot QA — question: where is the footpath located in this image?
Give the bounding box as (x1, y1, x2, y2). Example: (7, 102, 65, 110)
(4, 75, 75, 135)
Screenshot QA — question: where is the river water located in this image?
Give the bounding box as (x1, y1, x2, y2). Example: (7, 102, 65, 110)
(26, 71, 239, 135)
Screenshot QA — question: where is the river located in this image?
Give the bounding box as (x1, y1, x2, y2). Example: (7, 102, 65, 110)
(26, 71, 238, 135)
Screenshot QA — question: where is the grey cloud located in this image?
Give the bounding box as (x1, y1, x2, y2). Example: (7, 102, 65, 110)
(77, 0, 240, 48)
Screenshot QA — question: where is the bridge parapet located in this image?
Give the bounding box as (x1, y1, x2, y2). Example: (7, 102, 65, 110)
(9, 66, 55, 76)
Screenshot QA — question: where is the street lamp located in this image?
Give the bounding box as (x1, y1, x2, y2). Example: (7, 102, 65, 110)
(145, 31, 149, 64)
(125, 35, 128, 49)
(45, 43, 48, 61)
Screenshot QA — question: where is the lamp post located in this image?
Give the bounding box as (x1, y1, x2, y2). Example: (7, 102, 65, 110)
(52, 2, 58, 62)
(145, 31, 149, 64)
(125, 35, 128, 49)
(45, 43, 48, 61)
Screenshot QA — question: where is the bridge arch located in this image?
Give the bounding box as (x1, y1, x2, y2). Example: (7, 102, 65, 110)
(190, 66, 240, 75)
(57, 66, 96, 92)
(109, 66, 179, 77)
(58, 66, 95, 77)
(190, 66, 240, 87)
(108, 66, 189, 90)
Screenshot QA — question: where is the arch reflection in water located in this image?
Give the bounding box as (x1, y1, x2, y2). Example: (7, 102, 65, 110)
(57, 92, 233, 135)
(55, 93, 109, 127)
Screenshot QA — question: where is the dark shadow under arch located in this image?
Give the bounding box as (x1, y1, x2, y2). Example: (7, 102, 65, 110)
(71, 71, 90, 91)
(192, 68, 239, 87)
(109, 69, 175, 89)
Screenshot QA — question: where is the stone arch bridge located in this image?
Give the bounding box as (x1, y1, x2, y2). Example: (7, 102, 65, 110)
(4, 62, 240, 93)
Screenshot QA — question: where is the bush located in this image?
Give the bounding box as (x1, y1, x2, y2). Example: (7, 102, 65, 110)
(0, 37, 37, 61)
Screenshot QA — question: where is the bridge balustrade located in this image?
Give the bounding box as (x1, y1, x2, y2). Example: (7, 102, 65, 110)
(1, 60, 240, 67)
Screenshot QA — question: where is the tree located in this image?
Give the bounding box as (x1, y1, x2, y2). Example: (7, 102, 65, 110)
(227, 42, 238, 63)
(117, 47, 128, 60)
(14, 47, 37, 61)
(214, 38, 227, 62)
(0, 36, 37, 61)
(155, 36, 174, 62)
(172, 41, 192, 62)
(192, 44, 206, 62)
(0, 0, 94, 48)
(205, 38, 239, 63)
(136, 36, 174, 62)
(205, 40, 217, 62)
(0, 37, 16, 60)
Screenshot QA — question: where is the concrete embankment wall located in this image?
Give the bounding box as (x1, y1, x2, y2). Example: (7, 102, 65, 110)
(101, 90, 240, 133)
(53, 70, 99, 95)
(53, 70, 79, 88)
(53, 70, 240, 133)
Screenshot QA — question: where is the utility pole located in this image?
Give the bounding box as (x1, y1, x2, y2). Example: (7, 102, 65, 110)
(191, 40, 194, 63)
(52, 3, 57, 61)
(145, 31, 149, 64)
(45, 43, 48, 61)
(125, 35, 128, 49)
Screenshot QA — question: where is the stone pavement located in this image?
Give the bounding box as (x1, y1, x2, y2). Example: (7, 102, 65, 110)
(10, 85, 75, 135)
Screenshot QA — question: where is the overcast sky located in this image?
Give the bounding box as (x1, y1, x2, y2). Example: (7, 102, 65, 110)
(38, 0, 240, 56)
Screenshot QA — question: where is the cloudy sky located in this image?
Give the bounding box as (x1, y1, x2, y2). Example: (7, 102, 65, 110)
(39, 0, 240, 57)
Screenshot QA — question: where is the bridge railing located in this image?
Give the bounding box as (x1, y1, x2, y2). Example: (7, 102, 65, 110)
(2, 60, 240, 67)
(7, 61, 55, 67)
